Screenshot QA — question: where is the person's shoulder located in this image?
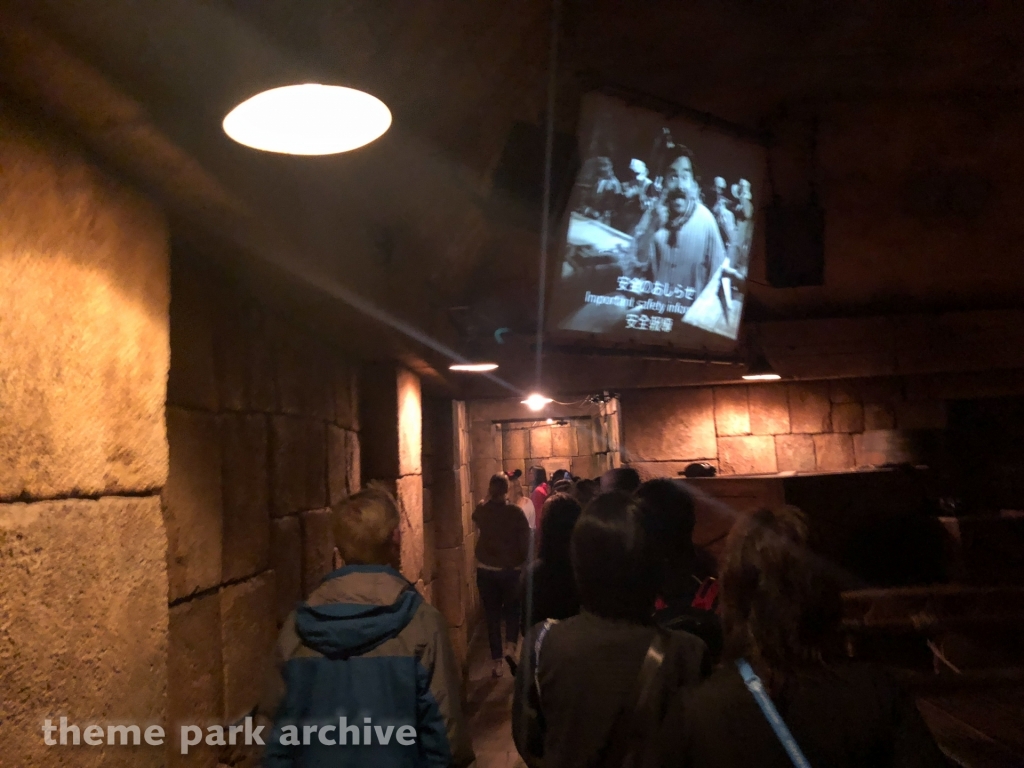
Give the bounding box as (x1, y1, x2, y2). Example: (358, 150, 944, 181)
(543, 612, 586, 642)
(667, 626, 708, 652)
(408, 597, 452, 641)
(504, 502, 529, 520)
(547, 611, 582, 629)
(416, 599, 446, 627)
(675, 664, 744, 712)
(665, 627, 710, 669)
(693, 204, 718, 226)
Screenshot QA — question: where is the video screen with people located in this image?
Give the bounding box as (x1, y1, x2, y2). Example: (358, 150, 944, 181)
(548, 92, 765, 351)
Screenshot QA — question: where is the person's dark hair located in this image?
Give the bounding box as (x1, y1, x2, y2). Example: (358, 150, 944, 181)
(721, 506, 842, 688)
(599, 467, 641, 494)
(571, 492, 661, 622)
(663, 144, 695, 176)
(538, 493, 583, 566)
(574, 478, 599, 508)
(635, 479, 696, 561)
(552, 479, 574, 494)
(551, 468, 571, 484)
(529, 466, 547, 488)
(488, 473, 509, 499)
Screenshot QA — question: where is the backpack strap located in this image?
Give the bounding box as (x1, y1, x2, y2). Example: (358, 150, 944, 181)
(532, 618, 559, 709)
(598, 627, 670, 768)
(736, 659, 812, 768)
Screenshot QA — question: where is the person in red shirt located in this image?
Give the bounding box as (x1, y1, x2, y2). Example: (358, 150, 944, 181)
(529, 466, 550, 529)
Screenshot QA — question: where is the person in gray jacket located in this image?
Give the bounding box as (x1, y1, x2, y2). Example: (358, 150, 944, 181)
(260, 484, 475, 767)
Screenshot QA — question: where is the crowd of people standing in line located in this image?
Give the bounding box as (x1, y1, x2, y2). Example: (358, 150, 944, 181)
(500, 467, 949, 768)
(256, 460, 949, 768)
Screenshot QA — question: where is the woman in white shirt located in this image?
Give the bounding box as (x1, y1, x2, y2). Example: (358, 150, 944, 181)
(508, 470, 536, 530)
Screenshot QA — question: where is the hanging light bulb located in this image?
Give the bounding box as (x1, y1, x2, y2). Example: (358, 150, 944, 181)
(522, 393, 553, 411)
(223, 84, 391, 155)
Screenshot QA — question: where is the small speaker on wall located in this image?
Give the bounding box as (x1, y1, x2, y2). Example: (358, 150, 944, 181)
(764, 197, 825, 288)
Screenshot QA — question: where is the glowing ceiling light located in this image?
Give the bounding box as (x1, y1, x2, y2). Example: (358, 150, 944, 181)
(742, 353, 781, 381)
(522, 393, 553, 411)
(449, 363, 499, 373)
(223, 84, 391, 155)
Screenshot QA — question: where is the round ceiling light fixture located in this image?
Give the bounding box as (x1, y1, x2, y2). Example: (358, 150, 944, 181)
(522, 393, 554, 411)
(449, 363, 499, 373)
(223, 84, 392, 155)
(742, 352, 781, 381)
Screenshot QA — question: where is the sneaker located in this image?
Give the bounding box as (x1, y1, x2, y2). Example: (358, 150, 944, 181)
(492, 659, 504, 678)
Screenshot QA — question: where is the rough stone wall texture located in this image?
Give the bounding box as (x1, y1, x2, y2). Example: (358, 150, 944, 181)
(491, 411, 620, 501)
(358, 365, 424, 587)
(164, 249, 360, 766)
(1, 498, 169, 768)
(420, 397, 442, 606)
(0, 114, 171, 768)
(622, 378, 950, 477)
(0, 112, 169, 501)
(430, 400, 477, 672)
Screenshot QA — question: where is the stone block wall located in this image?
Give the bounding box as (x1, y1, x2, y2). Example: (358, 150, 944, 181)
(358, 365, 424, 590)
(426, 400, 476, 671)
(499, 414, 618, 487)
(469, 399, 622, 506)
(421, 400, 438, 606)
(0, 111, 170, 767)
(621, 378, 947, 478)
(164, 248, 360, 767)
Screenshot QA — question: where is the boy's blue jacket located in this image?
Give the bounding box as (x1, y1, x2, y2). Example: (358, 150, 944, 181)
(262, 565, 475, 767)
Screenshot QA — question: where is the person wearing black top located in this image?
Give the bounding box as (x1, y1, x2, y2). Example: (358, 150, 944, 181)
(513, 492, 709, 768)
(520, 493, 583, 631)
(636, 479, 723, 662)
(656, 505, 948, 768)
(473, 474, 531, 677)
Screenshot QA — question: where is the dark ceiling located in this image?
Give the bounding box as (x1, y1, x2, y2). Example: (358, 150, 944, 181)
(5, 0, 1024, 394)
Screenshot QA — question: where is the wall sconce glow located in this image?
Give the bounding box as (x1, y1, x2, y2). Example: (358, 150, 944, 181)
(522, 393, 553, 411)
(449, 363, 499, 373)
(223, 84, 392, 155)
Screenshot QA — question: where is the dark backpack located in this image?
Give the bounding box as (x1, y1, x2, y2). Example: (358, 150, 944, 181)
(655, 577, 723, 664)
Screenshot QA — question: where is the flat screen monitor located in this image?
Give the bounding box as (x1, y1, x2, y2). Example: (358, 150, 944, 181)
(547, 92, 765, 353)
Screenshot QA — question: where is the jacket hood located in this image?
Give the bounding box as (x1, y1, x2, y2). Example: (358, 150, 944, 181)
(294, 565, 422, 657)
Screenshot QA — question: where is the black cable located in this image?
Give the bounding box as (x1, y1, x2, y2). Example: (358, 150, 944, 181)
(534, 0, 563, 389)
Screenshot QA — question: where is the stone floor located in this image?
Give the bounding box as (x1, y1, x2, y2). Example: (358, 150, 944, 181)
(464, 625, 527, 768)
